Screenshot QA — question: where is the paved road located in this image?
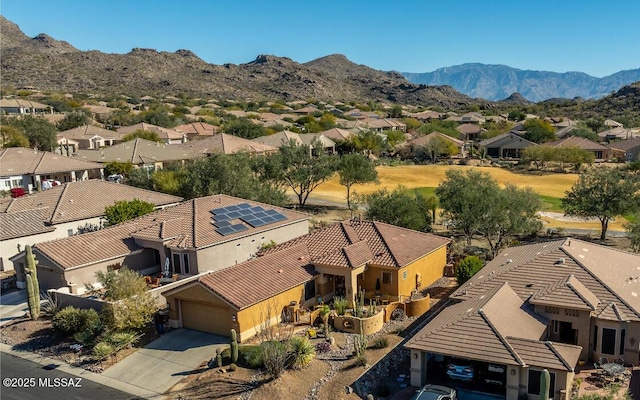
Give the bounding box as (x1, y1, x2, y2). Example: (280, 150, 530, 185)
(0, 290, 28, 326)
(1, 352, 141, 400)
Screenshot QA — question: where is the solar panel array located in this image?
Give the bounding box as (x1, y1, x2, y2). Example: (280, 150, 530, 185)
(210, 203, 288, 236)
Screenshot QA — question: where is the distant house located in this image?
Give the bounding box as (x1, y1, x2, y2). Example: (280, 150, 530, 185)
(1, 180, 182, 275)
(608, 137, 640, 162)
(358, 117, 407, 132)
(479, 132, 537, 158)
(405, 110, 442, 121)
(252, 131, 334, 154)
(544, 136, 611, 161)
(12, 195, 310, 292)
(173, 122, 220, 139)
(604, 119, 624, 129)
(298, 133, 336, 154)
(405, 238, 640, 400)
(408, 131, 465, 158)
(163, 219, 449, 341)
(0, 99, 53, 115)
(176, 133, 277, 156)
(460, 112, 486, 124)
(117, 122, 187, 145)
(598, 127, 638, 142)
(0, 147, 104, 193)
(57, 125, 123, 152)
(456, 123, 482, 141)
(74, 138, 204, 170)
(319, 128, 354, 142)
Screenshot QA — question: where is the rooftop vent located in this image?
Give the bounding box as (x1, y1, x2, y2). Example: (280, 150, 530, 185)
(526, 283, 535, 288)
(555, 258, 565, 265)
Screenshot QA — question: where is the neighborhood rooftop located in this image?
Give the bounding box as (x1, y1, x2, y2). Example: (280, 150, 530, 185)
(0, 147, 104, 176)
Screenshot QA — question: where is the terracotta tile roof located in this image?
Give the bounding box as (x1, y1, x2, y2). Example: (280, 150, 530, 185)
(35, 195, 310, 269)
(173, 122, 220, 136)
(319, 128, 353, 141)
(456, 123, 482, 134)
(177, 134, 276, 155)
(405, 283, 578, 370)
(4, 180, 182, 224)
(197, 243, 317, 309)
(596, 302, 630, 322)
(0, 147, 104, 176)
(58, 125, 121, 140)
(452, 239, 640, 321)
(409, 131, 465, 148)
(117, 122, 185, 141)
(545, 136, 609, 151)
(478, 132, 537, 148)
(252, 131, 304, 147)
(0, 208, 54, 240)
(608, 137, 640, 152)
(263, 220, 449, 269)
(529, 275, 600, 311)
(74, 138, 204, 164)
(0, 99, 51, 110)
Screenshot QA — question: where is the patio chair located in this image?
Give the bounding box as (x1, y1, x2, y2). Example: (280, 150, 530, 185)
(593, 363, 605, 376)
(599, 357, 610, 365)
(614, 358, 624, 365)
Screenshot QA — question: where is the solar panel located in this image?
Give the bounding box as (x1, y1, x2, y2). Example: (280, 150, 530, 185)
(214, 213, 231, 222)
(261, 215, 276, 224)
(226, 211, 242, 219)
(225, 205, 240, 211)
(236, 203, 252, 210)
(253, 212, 268, 219)
(230, 223, 249, 233)
(241, 217, 266, 228)
(250, 206, 265, 213)
(213, 220, 232, 228)
(215, 226, 236, 236)
(237, 209, 253, 218)
(211, 207, 228, 215)
(272, 214, 287, 222)
(265, 209, 279, 216)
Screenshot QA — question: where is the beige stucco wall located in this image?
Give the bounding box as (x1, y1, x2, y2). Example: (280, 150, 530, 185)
(536, 305, 591, 361)
(193, 221, 309, 273)
(517, 366, 573, 400)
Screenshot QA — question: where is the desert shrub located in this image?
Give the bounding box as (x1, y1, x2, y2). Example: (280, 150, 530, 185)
(316, 341, 331, 354)
(306, 328, 317, 338)
(288, 336, 315, 369)
(229, 363, 237, 372)
(92, 341, 114, 360)
(354, 353, 368, 367)
(333, 296, 348, 316)
(373, 336, 389, 348)
(456, 255, 484, 284)
(53, 306, 101, 336)
(261, 340, 287, 379)
(102, 331, 137, 349)
(41, 291, 61, 316)
(240, 345, 263, 369)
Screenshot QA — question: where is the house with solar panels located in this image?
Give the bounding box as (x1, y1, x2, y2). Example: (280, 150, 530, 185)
(21, 194, 310, 293)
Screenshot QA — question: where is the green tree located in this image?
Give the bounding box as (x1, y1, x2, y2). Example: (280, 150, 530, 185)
(365, 186, 432, 232)
(223, 118, 266, 139)
(388, 105, 403, 118)
(104, 161, 134, 177)
(562, 168, 640, 240)
(56, 109, 91, 131)
(122, 129, 162, 142)
(104, 198, 155, 225)
(5, 115, 58, 150)
(349, 130, 387, 155)
(625, 214, 640, 253)
(421, 135, 459, 162)
(507, 110, 526, 121)
(337, 153, 378, 212)
(521, 146, 553, 170)
(475, 184, 542, 257)
(523, 119, 556, 143)
(318, 113, 336, 130)
(385, 130, 406, 147)
(151, 169, 182, 195)
(585, 117, 605, 134)
(455, 256, 484, 284)
(0, 125, 29, 148)
(436, 170, 500, 245)
(96, 268, 156, 332)
(278, 139, 337, 206)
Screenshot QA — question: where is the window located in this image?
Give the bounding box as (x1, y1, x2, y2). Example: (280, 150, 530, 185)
(602, 328, 616, 355)
(182, 253, 190, 274)
(593, 326, 598, 352)
(552, 320, 559, 334)
(402, 270, 408, 280)
(527, 369, 555, 397)
(620, 329, 626, 355)
(304, 280, 316, 301)
(382, 271, 392, 284)
(173, 253, 181, 274)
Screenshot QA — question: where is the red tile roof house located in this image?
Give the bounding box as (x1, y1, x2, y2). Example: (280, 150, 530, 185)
(405, 238, 640, 400)
(162, 219, 449, 341)
(544, 136, 612, 161)
(0, 147, 104, 194)
(1, 180, 182, 278)
(12, 195, 310, 295)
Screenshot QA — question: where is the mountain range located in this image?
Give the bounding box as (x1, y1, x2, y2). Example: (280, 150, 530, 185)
(0, 17, 485, 108)
(403, 64, 640, 102)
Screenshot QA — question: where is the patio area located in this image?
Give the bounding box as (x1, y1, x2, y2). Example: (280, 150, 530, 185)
(574, 363, 639, 399)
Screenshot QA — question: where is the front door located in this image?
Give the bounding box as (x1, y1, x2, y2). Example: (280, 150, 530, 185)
(559, 321, 578, 345)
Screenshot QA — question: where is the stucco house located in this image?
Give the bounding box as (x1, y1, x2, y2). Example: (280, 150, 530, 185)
(57, 125, 123, 152)
(117, 122, 187, 145)
(608, 137, 640, 162)
(12, 195, 310, 292)
(544, 136, 611, 161)
(1, 180, 182, 275)
(163, 219, 449, 341)
(0, 99, 53, 114)
(479, 132, 538, 159)
(405, 238, 640, 400)
(0, 147, 104, 193)
(178, 133, 277, 156)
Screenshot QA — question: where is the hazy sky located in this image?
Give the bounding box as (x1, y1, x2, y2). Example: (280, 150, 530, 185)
(3, 0, 639, 77)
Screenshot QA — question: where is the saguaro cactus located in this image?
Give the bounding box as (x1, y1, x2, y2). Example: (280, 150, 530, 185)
(540, 369, 550, 400)
(230, 329, 238, 364)
(216, 347, 223, 368)
(25, 245, 40, 320)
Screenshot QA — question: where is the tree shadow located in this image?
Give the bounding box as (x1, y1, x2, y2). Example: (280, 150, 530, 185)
(172, 374, 272, 399)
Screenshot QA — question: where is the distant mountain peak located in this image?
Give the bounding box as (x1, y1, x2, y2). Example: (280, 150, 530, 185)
(499, 92, 531, 105)
(403, 63, 640, 102)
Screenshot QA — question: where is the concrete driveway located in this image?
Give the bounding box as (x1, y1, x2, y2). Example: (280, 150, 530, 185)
(102, 328, 227, 395)
(0, 290, 28, 326)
